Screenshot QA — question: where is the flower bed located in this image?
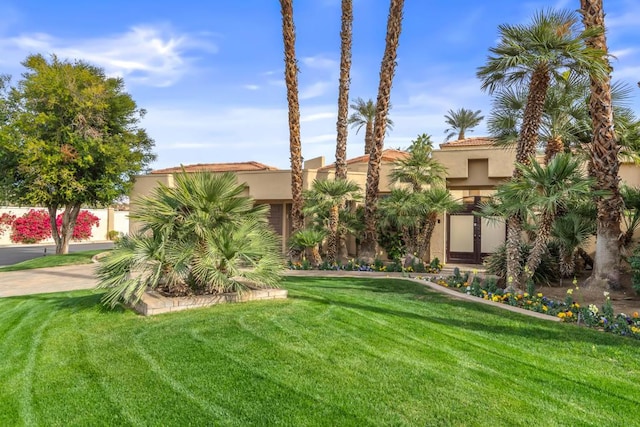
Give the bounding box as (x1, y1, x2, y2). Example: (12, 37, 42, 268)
(287, 257, 444, 274)
(429, 270, 640, 339)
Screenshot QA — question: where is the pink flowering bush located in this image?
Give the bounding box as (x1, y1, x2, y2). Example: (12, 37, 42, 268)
(0, 212, 16, 236)
(11, 209, 51, 243)
(58, 210, 100, 240)
(9, 209, 100, 243)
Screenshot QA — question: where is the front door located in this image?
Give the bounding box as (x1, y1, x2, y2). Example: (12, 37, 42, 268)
(446, 196, 505, 264)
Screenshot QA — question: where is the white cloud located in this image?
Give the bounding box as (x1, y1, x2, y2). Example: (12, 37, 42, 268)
(304, 134, 334, 144)
(610, 48, 636, 59)
(0, 25, 216, 87)
(300, 81, 333, 100)
(301, 55, 338, 70)
(301, 112, 334, 122)
(243, 84, 260, 90)
(607, 8, 640, 29)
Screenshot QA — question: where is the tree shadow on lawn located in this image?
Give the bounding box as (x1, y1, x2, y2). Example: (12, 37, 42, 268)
(8, 290, 128, 315)
(288, 282, 635, 349)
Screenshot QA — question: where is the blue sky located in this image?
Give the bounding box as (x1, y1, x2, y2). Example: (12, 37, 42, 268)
(1, 0, 639, 170)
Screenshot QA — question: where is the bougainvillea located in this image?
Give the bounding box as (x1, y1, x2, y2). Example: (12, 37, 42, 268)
(11, 209, 51, 243)
(9, 209, 100, 243)
(0, 212, 16, 236)
(57, 210, 100, 240)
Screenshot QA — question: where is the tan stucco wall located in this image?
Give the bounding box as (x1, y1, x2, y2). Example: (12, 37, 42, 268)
(433, 146, 515, 183)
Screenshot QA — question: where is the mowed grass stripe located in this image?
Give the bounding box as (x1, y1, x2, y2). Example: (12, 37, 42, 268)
(0, 277, 639, 426)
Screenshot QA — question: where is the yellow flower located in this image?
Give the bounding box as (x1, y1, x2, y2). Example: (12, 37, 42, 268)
(633, 312, 639, 319)
(542, 305, 548, 312)
(492, 295, 500, 302)
(566, 289, 573, 295)
(572, 277, 578, 286)
(523, 292, 529, 298)
(537, 293, 543, 298)
(566, 311, 573, 317)
(557, 312, 566, 319)
(631, 326, 640, 334)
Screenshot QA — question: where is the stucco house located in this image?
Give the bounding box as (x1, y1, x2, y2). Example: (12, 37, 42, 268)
(129, 136, 640, 264)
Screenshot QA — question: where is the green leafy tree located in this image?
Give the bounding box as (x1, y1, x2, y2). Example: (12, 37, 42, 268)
(443, 108, 484, 142)
(97, 172, 283, 308)
(0, 54, 155, 254)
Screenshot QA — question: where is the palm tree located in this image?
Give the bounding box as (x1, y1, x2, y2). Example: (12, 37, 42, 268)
(378, 188, 422, 255)
(360, 0, 405, 263)
(443, 108, 484, 141)
(334, 0, 353, 180)
(348, 97, 394, 155)
(477, 8, 608, 287)
(551, 210, 596, 277)
(488, 73, 636, 165)
(280, 0, 305, 244)
(500, 153, 595, 279)
(289, 229, 326, 267)
(620, 185, 640, 252)
(96, 172, 284, 308)
(580, 0, 623, 290)
(416, 188, 461, 262)
(389, 133, 446, 192)
(304, 179, 362, 263)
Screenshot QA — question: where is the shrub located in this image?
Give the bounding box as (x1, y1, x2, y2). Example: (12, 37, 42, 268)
(0, 212, 16, 236)
(629, 245, 640, 295)
(97, 172, 284, 308)
(107, 230, 122, 241)
(484, 242, 558, 286)
(11, 209, 51, 243)
(10, 209, 100, 244)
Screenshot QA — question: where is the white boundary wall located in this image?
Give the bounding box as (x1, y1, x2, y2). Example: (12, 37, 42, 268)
(0, 207, 129, 245)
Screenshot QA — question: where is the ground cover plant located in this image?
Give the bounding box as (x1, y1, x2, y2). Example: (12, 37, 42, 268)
(1, 277, 639, 425)
(0, 249, 105, 272)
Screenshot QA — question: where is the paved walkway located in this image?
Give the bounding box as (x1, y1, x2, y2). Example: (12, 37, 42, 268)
(0, 264, 99, 298)
(0, 263, 558, 322)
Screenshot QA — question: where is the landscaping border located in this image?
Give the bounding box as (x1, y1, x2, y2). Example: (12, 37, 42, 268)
(134, 288, 288, 316)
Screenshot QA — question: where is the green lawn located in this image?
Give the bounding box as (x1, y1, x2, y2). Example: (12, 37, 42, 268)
(1, 277, 639, 426)
(0, 249, 106, 272)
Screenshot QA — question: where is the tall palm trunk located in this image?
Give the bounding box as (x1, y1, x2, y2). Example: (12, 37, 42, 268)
(327, 204, 340, 263)
(364, 120, 374, 155)
(506, 64, 550, 289)
(280, 0, 305, 240)
(418, 213, 438, 262)
(525, 211, 554, 279)
(360, 0, 404, 263)
(580, 0, 622, 290)
(544, 136, 564, 164)
(335, 0, 353, 180)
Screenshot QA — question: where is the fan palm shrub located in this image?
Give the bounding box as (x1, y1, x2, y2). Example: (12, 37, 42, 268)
(289, 229, 326, 267)
(96, 172, 284, 308)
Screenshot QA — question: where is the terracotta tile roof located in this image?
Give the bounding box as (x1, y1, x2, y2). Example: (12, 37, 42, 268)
(151, 161, 279, 174)
(439, 136, 497, 148)
(318, 149, 409, 171)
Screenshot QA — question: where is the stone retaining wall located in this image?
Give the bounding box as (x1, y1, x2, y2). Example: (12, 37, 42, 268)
(134, 288, 288, 316)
